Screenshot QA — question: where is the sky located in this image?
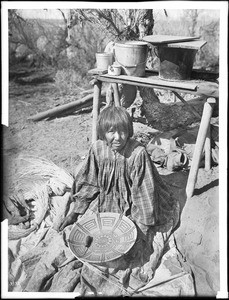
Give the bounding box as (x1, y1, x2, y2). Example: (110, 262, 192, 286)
(17, 8, 182, 19)
(18, 8, 69, 19)
(17, 8, 220, 20)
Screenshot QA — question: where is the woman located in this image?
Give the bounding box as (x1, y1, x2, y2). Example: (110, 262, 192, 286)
(59, 105, 180, 294)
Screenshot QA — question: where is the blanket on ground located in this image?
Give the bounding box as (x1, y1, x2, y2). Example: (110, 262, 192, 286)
(6, 215, 195, 297)
(5, 156, 195, 296)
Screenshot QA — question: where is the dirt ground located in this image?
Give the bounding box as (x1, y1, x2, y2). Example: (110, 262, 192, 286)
(2, 74, 220, 296)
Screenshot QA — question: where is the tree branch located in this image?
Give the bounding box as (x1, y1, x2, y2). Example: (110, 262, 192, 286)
(57, 9, 68, 24)
(95, 9, 121, 36)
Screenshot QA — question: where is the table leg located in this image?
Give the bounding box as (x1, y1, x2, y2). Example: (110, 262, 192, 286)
(186, 97, 216, 198)
(92, 80, 102, 143)
(204, 124, 211, 171)
(112, 83, 121, 107)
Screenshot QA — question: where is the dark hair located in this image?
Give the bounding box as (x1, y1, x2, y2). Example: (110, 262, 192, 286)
(97, 105, 133, 140)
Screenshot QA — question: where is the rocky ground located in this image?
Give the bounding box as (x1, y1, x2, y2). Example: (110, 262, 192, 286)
(2, 69, 220, 296)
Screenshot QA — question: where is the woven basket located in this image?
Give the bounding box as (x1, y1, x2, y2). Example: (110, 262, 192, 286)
(68, 212, 137, 265)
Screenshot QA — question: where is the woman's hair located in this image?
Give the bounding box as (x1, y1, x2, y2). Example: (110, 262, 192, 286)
(97, 105, 133, 140)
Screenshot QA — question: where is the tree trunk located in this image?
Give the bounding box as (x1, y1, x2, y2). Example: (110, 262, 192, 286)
(142, 99, 206, 131)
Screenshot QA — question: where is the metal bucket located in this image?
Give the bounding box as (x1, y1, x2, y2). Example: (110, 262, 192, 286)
(156, 46, 198, 81)
(96, 52, 114, 70)
(114, 41, 148, 77)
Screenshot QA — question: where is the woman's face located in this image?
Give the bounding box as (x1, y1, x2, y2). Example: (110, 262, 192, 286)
(105, 128, 128, 151)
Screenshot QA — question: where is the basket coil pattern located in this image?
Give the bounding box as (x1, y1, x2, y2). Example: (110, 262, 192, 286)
(68, 212, 137, 264)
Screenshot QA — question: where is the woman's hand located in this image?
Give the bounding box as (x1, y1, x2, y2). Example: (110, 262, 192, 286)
(58, 212, 79, 231)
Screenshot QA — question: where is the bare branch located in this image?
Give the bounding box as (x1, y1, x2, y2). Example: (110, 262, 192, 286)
(57, 9, 68, 24)
(95, 9, 121, 36)
(164, 9, 168, 17)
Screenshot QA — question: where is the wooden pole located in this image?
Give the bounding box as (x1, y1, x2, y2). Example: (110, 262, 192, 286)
(28, 92, 105, 122)
(172, 91, 202, 119)
(112, 83, 121, 107)
(92, 80, 102, 143)
(98, 76, 219, 98)
(204, 124, 211, 171)
(186, 97, 216, 198)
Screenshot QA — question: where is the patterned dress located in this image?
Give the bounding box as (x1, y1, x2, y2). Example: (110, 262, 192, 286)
(71, 138, 179, 234)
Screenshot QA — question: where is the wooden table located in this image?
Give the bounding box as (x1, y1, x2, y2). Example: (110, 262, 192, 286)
(88, 68, 219, 198)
